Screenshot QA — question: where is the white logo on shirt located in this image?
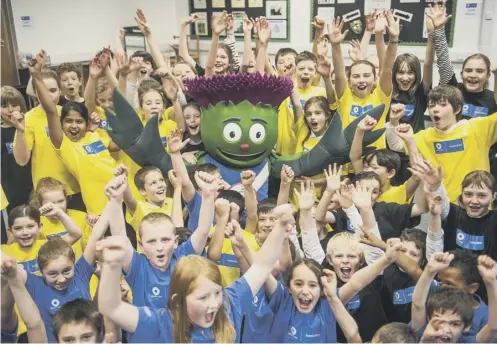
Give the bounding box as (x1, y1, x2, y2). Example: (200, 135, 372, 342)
(435, 143, 442, 151)
(395, 292, 400, 300)
(51, 299, 60, 308)
(290, 326, 297, 337)
(457, 232, 465, 241)
(152, 287, 160, 296)
(253, 295, 258, 304)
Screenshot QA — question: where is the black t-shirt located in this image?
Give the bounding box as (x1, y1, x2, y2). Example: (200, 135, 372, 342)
(58, 96, 85, 108)
(337, 276, 388, 342)
(195, 63, 206, 77)
(448, 74, 497, 120)
(442, 203, 497, 255)
(390, 84, 429, 134)
(382, 264, 416, 324)
(373, 202, 421, 241)
(1, 126, 33, 209)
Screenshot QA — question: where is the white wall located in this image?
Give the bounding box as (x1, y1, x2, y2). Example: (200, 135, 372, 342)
(11, 0, 496, 86)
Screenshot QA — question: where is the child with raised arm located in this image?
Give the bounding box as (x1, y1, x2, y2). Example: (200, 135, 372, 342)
(412, 252, 497, 343)
(1, 253, 47, 343)
(29, 51, 117, 214)
(97, 204, 295, 343)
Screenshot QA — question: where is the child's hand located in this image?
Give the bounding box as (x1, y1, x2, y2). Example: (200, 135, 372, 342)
(408, 156, 444, 191)
(39, 202, 61, 218)
(321, 269, 338, 300)
(226, 14, 234, 34)
(225, 220, 244, 247)
(425, 12, 435, 34)
(421, 318, 446, 343)
(360, 231, 387, 251)
(229, 203, 240, 221)
(389, 103, 406, 125)
(351, 183, 372, 210)
(167, 170, 182, 190)
(425, 0, 452, 30)
(365, 11, 377, 32)
(394, 123, 414, 141)
(337, 183, 353, 209)
(89, 58, 104, 78)
(88, 112, 101, 132)
(426, 252, 454, 274)
(113, 164, 129, 177)
(317, 55, 331, 77)
(280, 164, 295, 185)
(258, 17, 271, 45)
(96, 236, 128, 266)
(194, 171, 218, 196)
(316, 36, 329, 57)
(10, 111, 25, 132)
(428, 195, 443, 216)
(1, 252, 18, 280)
(312, 16, 326, 32)
(211, 11, 228, 36)
(384, 238, 403, 262)
(104, 175, 128, 200)
(182, 13, 200, 26)
(324, 163, 342, 192)
(242, 14, 253, 34)
(135, 8, 152, 36)
(385, 10, 400, 39)
(348, 39, 362, 62)
(28, 50, 46, 77)
(294, 180, 315, 211)
(374, 11, 387, 34)
(357, 115, 377, 133)
(273, 204, 296, 228)
(86, 214, 100, 227)
(160, 72, 179, 102)
(115, 51, 132, 76)
(241, 170, 256, 189)
(129, 56, 143, 73)
(477, 255, 497, 284)
(215, 198, 230, 218)
(167, 129, 190, 154)
(328, 17, 348, 44)
(96, 47, 111, 70)
(250, 17, 259, 34)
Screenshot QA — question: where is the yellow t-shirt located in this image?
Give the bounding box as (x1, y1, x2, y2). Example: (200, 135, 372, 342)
(1, 185, 8, 210)
(276, 85, 327, 156)
(38, 209, 87, 258)
(378, 184, 409, 204)
(56, 132, 115, 214)
(14, 106, 80, 195)
(130, 199, 174, 235)
(414, 117, 497, 203)
(210, 228, 261, 287)
(336, 85, 391, 150)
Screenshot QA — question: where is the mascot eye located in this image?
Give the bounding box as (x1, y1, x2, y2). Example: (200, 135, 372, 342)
(249, 123, 266, 143)
(223, 123, 242, 142)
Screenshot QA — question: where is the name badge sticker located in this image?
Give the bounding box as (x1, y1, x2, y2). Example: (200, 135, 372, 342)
(456, 229, 484, 251)
(393, 286, 415, 305)
(82, 141, 106, 155)
(404, 104, 415, 117)
(433, 139, 465, 154)
(462, 103, 489, 118)
(5, 142, 13, 154)
(350, 105, 362, 117)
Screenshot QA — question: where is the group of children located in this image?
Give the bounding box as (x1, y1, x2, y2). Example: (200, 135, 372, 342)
(2, 1, 497, 342)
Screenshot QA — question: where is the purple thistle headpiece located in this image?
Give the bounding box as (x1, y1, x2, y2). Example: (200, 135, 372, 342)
(185, 73, 293, 108)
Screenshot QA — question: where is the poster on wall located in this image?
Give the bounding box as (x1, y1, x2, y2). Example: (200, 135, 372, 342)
(364, 0, 391, 14)
(269, 20, 287, 39)
(193, 0, 207, 9)
(195, 12, 208, 36)
(317, 7, 335, 22)
(232, 11, 246, 36)
(248, 0, 264, 7)
(212, 0, 226, 8)
(231, 0, 245, 8)
(266, 1, 287, 19)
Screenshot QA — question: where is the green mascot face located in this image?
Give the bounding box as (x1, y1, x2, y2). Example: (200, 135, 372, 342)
(201, 100, 278, 168)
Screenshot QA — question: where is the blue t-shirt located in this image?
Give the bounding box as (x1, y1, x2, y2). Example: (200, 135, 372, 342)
(1, 328, 17, 343)
(187, 191, 216, 231)
(131, 277, 254, 343)
(467, 294, 489, 338)
(125, 238, 196, 309)
(267, 281, 337, 343)
(241, 286, 273, 343)
(413, 325, 477, 343)
(25, 256, 95, 343)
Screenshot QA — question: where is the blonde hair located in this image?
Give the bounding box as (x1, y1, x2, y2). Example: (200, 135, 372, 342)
(168, 255, 236, 343)
(1, 86, 27, 113)
(95, 77, 111, 95)
(37, 236, 75, 272)
(32, 177, 66, 209)
(326, 232, 365, 265)
(138, 212, 174, 239)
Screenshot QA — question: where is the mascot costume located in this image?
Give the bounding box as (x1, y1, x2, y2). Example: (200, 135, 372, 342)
(105, 73, 385, 200)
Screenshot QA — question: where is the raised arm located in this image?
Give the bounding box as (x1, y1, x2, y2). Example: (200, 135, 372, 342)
(255, 17, 271, 75)
(412, 252, 454, 331)
(205, 12, 228, 77)
(317, 54, 336, 106)
(322, 270, 362, 343)
(426, 0, 454, 85)
(84, 58, 104, 115)
(329, 17, 349, 100)
(276, 164, 295, 206)
(476, 256, 497, 343)
(3, 255, 47, 344)
(242, 204, 294, 296)
(135, 9, 167, 69)
(289, 82, 304, 122)
(97, 237, 139, 333)
(242, 15, 254, 72)
(168, 129, 196, 202)
(39, 203, 82, 245)
(315, 164, 341, 224)
(359, 12, 376, 58)
(82, 200, 111, 265)
(426, 195, 444, 259)
(12, 111, 31, 166)
(168, 170, 184, 227)
(29, 50, 64, 148)
(207, 198, 230, 262)
(1, 260, 18, 336)
(349, 116, 377, 173)
(423, 15, 435, 92)
(241, 171, 258, 234)
(311, 16, 326, 58)
(189, 172, 217, 254)
(179, 14, 200, 70)
(373, 12, 387, 73)
(159, 72, 185, 132)
(224, 15, 241, 72)
(113, 165, 138, 217)
(378, 11, 399, 96)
